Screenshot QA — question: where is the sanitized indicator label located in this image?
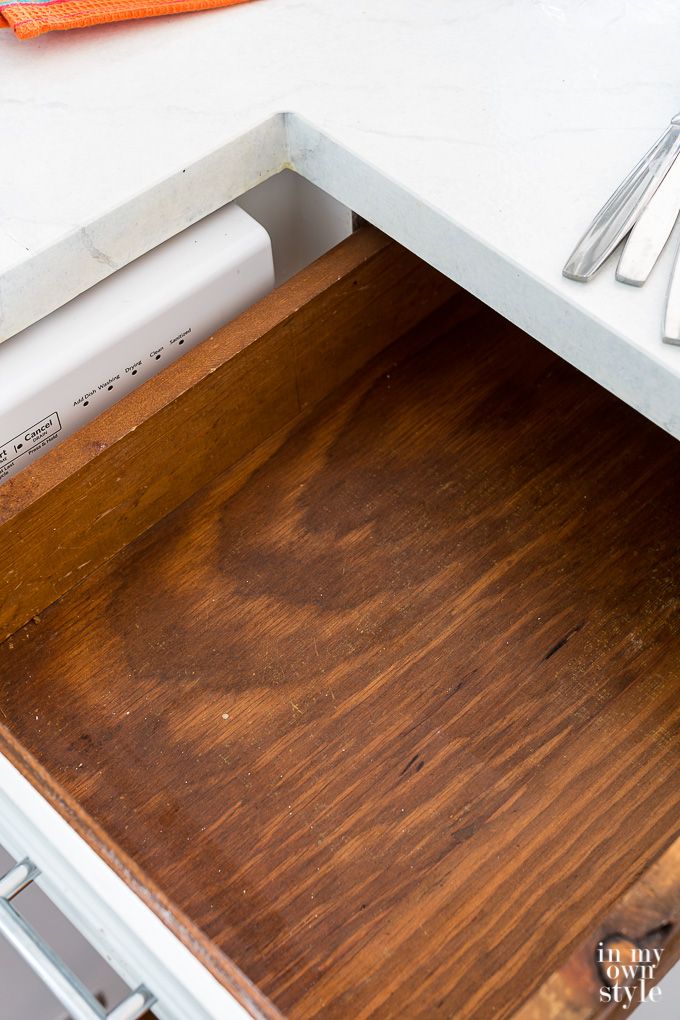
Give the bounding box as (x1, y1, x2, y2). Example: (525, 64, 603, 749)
(0, 413, 62, 468)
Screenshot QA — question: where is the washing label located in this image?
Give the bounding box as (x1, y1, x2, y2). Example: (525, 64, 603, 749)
(0, 413, 62, 469)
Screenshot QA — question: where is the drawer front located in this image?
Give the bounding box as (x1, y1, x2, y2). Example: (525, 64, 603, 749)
(0, 751, 251, 1020)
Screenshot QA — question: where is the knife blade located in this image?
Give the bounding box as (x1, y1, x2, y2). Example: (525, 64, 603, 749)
(663, 236, 680, 344)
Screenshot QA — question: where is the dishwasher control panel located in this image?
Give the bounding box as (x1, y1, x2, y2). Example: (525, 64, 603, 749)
(0, 203, 274, 484)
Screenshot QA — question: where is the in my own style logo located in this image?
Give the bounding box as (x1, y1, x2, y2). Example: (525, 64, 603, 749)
(597, 937, 665, 1009)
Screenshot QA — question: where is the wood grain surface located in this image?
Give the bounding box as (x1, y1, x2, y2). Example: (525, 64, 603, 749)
(517, 834, 680, 1018)
(0, 227, 457, 643)
(0, 302, 679, 1019)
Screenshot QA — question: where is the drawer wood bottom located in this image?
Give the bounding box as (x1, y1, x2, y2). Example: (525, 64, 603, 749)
(0, 232, 679, 1019)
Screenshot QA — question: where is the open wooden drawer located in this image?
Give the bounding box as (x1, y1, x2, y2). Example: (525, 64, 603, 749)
(0, 226, 679, 1020)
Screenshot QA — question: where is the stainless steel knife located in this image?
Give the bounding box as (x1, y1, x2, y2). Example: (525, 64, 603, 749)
(616, 147, 680, 286)
(563, 115, 680, 282)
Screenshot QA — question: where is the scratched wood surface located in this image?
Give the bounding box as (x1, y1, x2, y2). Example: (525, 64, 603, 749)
(0, 304, 679, 1019)
(517, 834, 680, 1018)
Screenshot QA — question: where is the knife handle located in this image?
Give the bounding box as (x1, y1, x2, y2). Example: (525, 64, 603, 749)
(563, 117, 680, 282)
(663, 232, 680, 344)
(616, 145, 680, 286)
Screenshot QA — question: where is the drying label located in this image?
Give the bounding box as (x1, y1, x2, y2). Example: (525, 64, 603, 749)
(0, 413, 62, 469)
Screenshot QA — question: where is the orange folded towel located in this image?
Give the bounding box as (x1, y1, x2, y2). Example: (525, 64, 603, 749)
(0, 0, 250, 39)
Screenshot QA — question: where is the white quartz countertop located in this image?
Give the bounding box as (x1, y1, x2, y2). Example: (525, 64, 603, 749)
(3, 0, 680, 437)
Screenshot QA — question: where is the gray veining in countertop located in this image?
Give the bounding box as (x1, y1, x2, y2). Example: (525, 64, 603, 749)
(2, 0, 680, 436)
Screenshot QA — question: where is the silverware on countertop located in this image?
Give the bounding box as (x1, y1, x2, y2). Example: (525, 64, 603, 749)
(563, 112, 680, 345)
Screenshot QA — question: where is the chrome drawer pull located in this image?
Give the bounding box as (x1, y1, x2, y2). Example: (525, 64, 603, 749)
(0, 858, 156, 1020)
